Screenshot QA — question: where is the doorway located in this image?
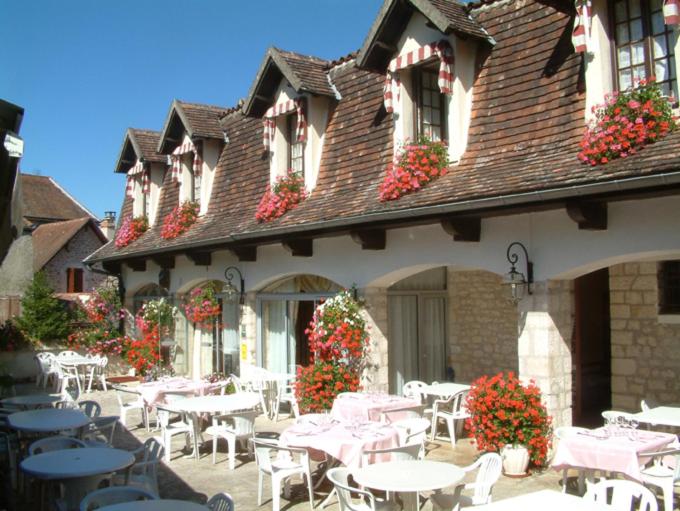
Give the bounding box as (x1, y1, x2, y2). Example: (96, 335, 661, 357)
(572, 268, 612, 427)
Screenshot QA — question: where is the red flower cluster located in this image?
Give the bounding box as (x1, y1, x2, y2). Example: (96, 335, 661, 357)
(294, 289, 370, 414)
(465, 371, 552, 467)
(126, 325, 161, 376)
(161, 201, 199, 240)
(578, 78, 676, 166)
(379, 137, 449, 201)
(183, 285, 221, 328)
(115, 215, 148, 248)
(255, 169, 307, 222)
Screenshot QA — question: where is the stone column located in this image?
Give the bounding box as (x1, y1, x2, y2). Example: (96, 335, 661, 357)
(360, 287, 389, 392)
(239, 291, 258, 373)
(517, 280, 574, 428)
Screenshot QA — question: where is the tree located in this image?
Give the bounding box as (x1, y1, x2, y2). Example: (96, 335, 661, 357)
(16, 271, 72, 342)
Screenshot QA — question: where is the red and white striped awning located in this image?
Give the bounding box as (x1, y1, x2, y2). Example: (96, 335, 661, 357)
(262, 98, 307, 151)
(168, 140, 202, 185)
(125, 161, 147, 198)
(383, 40, 455, 114)
(573, 0, 679, 54)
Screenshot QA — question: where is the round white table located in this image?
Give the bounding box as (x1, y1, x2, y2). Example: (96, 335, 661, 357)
(7, 408, 91, 433)
(420, 383, 470, 398)
(352, 459, 465, 508)
(1, 393, 62, 409)
(21, 447, 135, 510)
(172, 392, 261, 414)
(98, 500, 209, 511)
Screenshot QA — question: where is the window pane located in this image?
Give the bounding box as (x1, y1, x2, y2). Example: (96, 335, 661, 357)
(632, 42, 645, 64)
(628, 0, 641, 17)
(432, 92, 440, 108)
(652, 11, 665, 34)
(633, 65, 646, 82)
(430, 125, 441, 141)
(422, 90, 432, 107)
(423, 106, 432, 125)
(615, 0, 627, 22)
(630, 18, 643, 41)
(617, 23, 630, 44)
(651, 0, 663, 11)
(655, 60, 669, 81)
(619, 68, 633, 89)
(618, 46, 632, 68)
(653, 35, 668, 57)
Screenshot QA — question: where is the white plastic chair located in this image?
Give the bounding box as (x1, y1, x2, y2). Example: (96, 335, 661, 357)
(113, 386, 148, 431)
(86, 356, 108, 392)
(430, 452, 503, 510)
(601, 410, 636, 425)
(34, 352, 58, 388)
(156, 405, 198, 462)
(55, 360, 83, 396)
(402, 380, 428, 404)
(29, 435, 87, 455)
(430, 389, 470, 448)
(391, 417, 430, 457)
(112, 437, 164, 497)
(79, 486, 157, 511)
(380, 404, 427, 424)
(584, 479, 658, 511)
(361, 442, 421, 466)
(640, 448, 680, 511)
(206, 492, 235, 511)
(78, 400, 102, 418)
(326, 467, 397, 511)
(554, 426, 592, 494)
(274, 381, 298, 422)
(205, 409, 258, 469)
(82, 416, 119, 447)
(252, 438, 315, 511)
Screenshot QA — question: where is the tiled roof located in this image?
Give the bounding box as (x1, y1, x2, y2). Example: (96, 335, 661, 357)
(275, 48, 335, 97)
(21, 174, 96, 224)
(32, 217, 105, 271)
(428, 0, 491, 40)
(177, 101, 230, 140)
(130, 129, 166, 163)
(88, 0, 680, 263)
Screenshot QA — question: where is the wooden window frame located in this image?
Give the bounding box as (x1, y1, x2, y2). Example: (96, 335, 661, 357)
(609, 0, 678, 97)
(658, 260, 680, 314)
(286, 114, 305, 176)
(413, 65, 448, 141)
(67, 268, 84, 293)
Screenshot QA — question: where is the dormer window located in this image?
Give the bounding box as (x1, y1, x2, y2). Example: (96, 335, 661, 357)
(286, 114, 305, 175)
(612, 0, 678, 97)
(125, 161, 150, 218)
(169, 139, 203, 207)
(414, 65, 448, 141)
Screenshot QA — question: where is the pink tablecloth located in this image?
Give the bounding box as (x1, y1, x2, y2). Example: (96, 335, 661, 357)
(280, 420, 400, 469)
(137, 377, 219, 407)
(330, 393, 419, 423)
(551, 428, 676, 481)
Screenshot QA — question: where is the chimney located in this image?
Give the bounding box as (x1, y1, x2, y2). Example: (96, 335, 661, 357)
(100, 211, 117, 240)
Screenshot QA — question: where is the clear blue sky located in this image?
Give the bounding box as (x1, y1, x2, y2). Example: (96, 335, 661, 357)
(1, 0, 383, 219)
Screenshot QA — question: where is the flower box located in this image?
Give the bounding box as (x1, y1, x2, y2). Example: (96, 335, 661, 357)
(255, 169, 307, 222)
(115, 215, 148, 248)
(161, 201, 199, 240)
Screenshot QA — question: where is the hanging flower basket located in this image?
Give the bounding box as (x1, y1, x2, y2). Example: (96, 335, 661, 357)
(379, 137, 449, 201)
(255, 169, 307, 222)
(161, 201, 200, 240)
(183, 284, 221, 327)
(115, 216, 148, 248)
(578, 78, 677, 166)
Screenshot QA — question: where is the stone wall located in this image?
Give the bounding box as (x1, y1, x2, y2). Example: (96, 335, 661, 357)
(43, 226, 106, 293)
(361, 287, 389, 391)
(448, 270, 519, 384)
(610, 262, 680, 410)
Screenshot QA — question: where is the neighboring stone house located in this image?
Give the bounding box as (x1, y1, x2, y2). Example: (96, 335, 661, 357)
(0, 174, 108, 318)
(87, 0, 680, 428)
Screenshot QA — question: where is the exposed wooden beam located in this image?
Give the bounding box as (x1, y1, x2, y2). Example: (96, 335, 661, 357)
(126, 259, 147, 272)
(350, 229, 386, 250)
(186, 251, 212, 266)
(254, 94, 271, 103)
(231, 247, 257, 262)
(373, 40, 397, 52)
(566, 201, 607, 230)
(152, 255, 175, 269)
(102, 261, 121, 274)
(282, 239, 313, 257)
(440, 216, 481, 242)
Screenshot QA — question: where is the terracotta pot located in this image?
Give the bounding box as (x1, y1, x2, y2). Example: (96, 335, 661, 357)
(501, 444, 530, 476)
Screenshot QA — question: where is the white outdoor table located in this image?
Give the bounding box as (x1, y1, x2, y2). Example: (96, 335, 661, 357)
(172, 392, 261, 414)
(7, 408, 91, 434)
(240, 372, 295, 418)
(634, 406, 680, 427)
(1, 393, 62, 409)
(98, 500, 209, 511)
(474, 489, 609, 510)
(21, 447, 135, 511)
(420, 382, 470, 398)
(352, 459, 464, 508)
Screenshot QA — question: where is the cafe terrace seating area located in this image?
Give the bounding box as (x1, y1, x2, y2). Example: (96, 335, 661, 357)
(2, 361, 680, 510)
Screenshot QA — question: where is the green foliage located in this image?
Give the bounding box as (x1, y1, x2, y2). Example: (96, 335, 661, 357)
(0, 319, 32, 351)
(16, 271, 73, 342)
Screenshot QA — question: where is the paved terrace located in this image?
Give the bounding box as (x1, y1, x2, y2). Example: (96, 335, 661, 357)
(8, 383, 564, 510)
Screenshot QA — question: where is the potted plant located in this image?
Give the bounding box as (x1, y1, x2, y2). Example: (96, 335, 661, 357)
(182, 284, 221, 327)
(115, 215, 148, 248)
(161, 200, 200, 239)
(255, 169, 307, 222)
(465, 371, 552, 476)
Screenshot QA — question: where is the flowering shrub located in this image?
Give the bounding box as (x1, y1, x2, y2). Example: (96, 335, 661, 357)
(161, 201, 200, 240)
(295, 289, 370, 413)
(255, 169, 307, 222)
(465, 371, 552, 467)
(578, 78, 677, 166)
(68, 284, 127, 356)
(115, 215, 148, 248)
(126, 325, 161, 376)
(135, 298, 177, 337)
(379, 137, 449, 201)
(183, 284, 221, 327)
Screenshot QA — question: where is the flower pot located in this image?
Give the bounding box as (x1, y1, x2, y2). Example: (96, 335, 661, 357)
(501, 444, 530, 477)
